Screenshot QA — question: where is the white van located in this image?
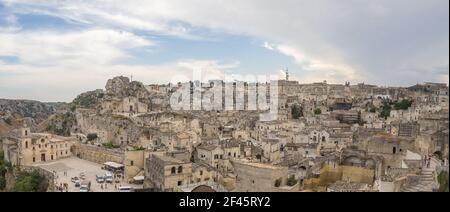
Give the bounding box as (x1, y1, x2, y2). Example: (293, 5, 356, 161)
(104, 172, 113, 183)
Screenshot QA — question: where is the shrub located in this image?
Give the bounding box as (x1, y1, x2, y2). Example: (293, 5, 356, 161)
(102, 142, 121, 149)
(438, 171, 449, 192)
(291, 104, 303, 119)
(314, 108, 322, 115)
(274, 178, 282, 187)
(87, 133, 98, 141)
(286, 175, 298, 186)
(4, 117, 12, 125)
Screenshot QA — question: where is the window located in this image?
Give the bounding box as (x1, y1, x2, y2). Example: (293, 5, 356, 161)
(322, 136, 326, 142)
(171, 167, 176, 174)
(25, 141, 28, 149)
(200, 170, 203, 176)
(51, 155, 54, 160)
(25, 130, 28, 136)
(32, 157, 35, 162)
(228, 152, 231, 157)
(178, 181, 182, 186)
(178, 166, 183, 174)
(65, 143, 68, 148)
(51, 145, 53, 149)
(234, 152, 237, 158)
(32, 147, 35, 150)
(65, 150, 68, 155)
(130, 160, 134, 166)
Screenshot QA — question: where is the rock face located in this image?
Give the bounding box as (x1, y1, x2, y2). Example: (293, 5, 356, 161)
(71, 89, 105, 109)
(0, 99, 64, 122)
(105, 76, 150, 100)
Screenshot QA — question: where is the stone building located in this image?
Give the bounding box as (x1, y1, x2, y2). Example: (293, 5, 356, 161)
(2, 127, 75, 166)
(145, 154, 192, 192)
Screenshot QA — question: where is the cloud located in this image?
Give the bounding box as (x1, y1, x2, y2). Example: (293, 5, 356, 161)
(0, 27, 235, 102)
(0, 0, 448, 102)
(0, 28, 153, 66)
(265, 43, 362, 83)
(3, 0, 447, 86)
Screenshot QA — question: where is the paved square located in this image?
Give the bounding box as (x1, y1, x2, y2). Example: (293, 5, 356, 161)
(34, 157, 141, 192)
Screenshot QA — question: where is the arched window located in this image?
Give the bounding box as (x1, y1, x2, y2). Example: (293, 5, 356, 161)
(322, 136, 326, 142)
(178, 166, 183, 174)
(171, 167, 176, 174)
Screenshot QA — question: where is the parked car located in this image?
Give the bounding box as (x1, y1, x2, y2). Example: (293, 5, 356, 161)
(96, 175, 105, 183)
(118, 186, 133, 192)
(104, 172, 113, 183)
(71, 176, 79, 183)
(80, 180, 91, 192)
(74, 180, 81, 187)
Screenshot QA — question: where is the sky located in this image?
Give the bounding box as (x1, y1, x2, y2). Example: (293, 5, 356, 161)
(0, 0, 448, 102)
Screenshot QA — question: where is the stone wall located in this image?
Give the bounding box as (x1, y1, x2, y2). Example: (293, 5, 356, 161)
(303, 165, 375, 190)
(232, 160, 290, 192)
(72, 144, 124, 164)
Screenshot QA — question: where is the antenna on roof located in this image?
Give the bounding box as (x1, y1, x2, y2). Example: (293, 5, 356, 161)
(285, 67, 289, 81)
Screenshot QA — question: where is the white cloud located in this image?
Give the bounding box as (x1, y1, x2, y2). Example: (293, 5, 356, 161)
(0, 0, 448, 101)
(0, 27, 234, 102)
(3, 0, 447, 86)
(0, 28, 153, 66)
(266, 43, 362, 83)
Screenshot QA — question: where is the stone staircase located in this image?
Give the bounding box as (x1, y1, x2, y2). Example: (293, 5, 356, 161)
(401, 157, 441, 192)
(401, 168, 436, 192)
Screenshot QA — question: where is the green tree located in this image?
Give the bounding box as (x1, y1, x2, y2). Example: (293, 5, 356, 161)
(291, 104, 303, 119)
(394, 99, 413, 110)
(14, 171, 48, 192)
(380, 102, 391, 119)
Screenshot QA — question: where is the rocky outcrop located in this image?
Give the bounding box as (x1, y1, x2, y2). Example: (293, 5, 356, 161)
(105, 76, 150, 100)
(71, 89, 105, 109)
(0, 99, 64, 122)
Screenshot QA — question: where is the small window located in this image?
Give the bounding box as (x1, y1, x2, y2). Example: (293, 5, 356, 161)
(32, 157, 35, 162)
(178, 166, 183, 174)
(178, 181, 182, 186)
(25, 141, 28, 149)
(171, 167, 176, 174)
(200, 170, 203, 176)
(130, 160, 134, 166)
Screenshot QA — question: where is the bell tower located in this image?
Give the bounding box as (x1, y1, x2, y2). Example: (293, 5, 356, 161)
(21, 123, 30, 137)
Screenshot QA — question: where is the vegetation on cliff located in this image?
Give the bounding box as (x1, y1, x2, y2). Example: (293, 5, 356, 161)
(13, 170, 48, 192)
